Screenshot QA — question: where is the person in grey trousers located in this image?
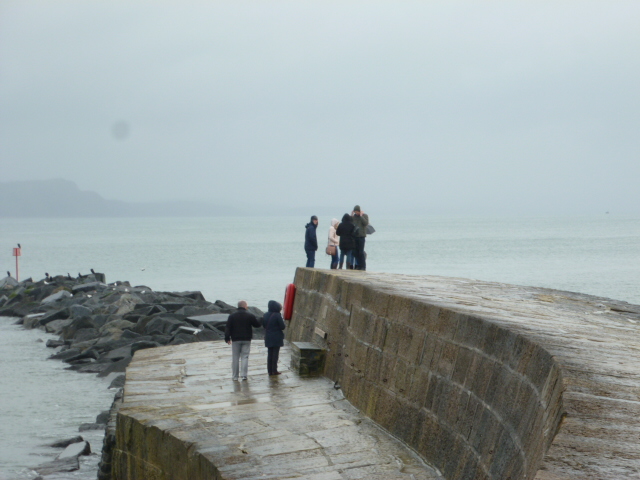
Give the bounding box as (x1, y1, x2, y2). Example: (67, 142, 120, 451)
(224, 300, 261, 381)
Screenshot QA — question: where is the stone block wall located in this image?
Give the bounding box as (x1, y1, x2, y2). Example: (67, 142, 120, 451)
(286, 268, 565, 480)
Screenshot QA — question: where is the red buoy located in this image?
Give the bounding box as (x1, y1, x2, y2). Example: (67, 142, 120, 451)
(283, 283, 296, 320)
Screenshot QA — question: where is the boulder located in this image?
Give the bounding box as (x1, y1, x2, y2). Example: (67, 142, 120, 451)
(79, 422, 104, 431)
(46, 339, 66, 348)
(101, 345, 132, 362)
(99, 319, 136, 336)
(72, 282, 106, 294)
(72, 328, 100, 343)
(23, 313, 46, 329)
(141, 316, 187, 336)
(41, 290, 72, 305)
(47, 436, 84, 448)
(112, 293, 144, 315)
(96, 411, 110, 425)
(61, 316, 97, 340)
(34, 456, 79, 475)
(172, 291, 206, 302)
(195, 329, 224, 341)
(169, 332, 198, 345)
(0, 276, 19, 289)
(49, 348, 82, 361)
(214, 300, 237, 313)
(45, 319, 73, 335)
(37, 308, 71, 326)
(131, 340, 161, 355)
(69, 304, 92, 318)
(108, 375, 126, 389)
(96, 357, 132, 377)
(57, 440, 91, 459)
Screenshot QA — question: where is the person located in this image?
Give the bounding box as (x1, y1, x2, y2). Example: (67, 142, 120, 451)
(304, 215, 318, 268)
(224, 300, 261, 381)
(262, 300, 286, 375)
(352, 205, 369, 271)
(328, 218, 340, 269)
(336, 213, 356, 269)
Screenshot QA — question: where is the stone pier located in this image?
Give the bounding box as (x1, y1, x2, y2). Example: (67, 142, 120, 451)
(113, 341, 441, 479)
(112, 269, 640, 479)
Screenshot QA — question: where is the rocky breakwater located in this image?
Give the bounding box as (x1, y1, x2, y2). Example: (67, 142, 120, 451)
(0, 273, 264, 480)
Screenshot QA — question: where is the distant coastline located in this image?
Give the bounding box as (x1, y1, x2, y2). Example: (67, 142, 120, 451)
(0, 179, 239, 218)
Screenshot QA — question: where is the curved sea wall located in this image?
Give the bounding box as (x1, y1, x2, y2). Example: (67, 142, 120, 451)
(286, 268, 640, 480)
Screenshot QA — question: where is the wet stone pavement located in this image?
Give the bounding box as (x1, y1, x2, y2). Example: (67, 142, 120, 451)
(118, 342, 442, 480)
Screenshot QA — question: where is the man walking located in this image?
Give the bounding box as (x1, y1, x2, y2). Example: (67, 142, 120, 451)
(225, 300, 261, 381)
(304, 215, 319, 268)
(352, 205, 369, 271)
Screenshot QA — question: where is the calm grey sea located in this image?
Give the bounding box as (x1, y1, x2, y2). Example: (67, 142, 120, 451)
(1, 214, 639, 477)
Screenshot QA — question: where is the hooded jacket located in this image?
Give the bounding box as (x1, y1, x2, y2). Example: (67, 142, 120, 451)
(328, 218, 339, 246)
(336, 213, 356, 251)
(262, 300, 286, 348)
(304, 217, 318, 251)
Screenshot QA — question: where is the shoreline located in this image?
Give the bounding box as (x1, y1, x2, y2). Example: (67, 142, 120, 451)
(0, 273, 264, 480)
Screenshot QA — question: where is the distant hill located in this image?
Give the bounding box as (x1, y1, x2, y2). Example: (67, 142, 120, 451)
(0, 179, 238, 217)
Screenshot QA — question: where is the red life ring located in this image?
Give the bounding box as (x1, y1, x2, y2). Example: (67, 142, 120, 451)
(283, 283, 296, 320)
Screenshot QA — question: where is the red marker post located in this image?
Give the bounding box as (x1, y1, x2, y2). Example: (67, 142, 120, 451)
(13, 247, 21, 281)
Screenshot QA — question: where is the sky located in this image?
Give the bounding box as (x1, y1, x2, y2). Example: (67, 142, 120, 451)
(1, 1, 639, 215)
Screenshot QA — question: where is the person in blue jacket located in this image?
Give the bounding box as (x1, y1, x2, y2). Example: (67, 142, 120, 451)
(304, 215, 318, 268)
(262, 300, 286, 375)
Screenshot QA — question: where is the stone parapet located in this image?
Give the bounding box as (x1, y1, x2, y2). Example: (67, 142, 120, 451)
(285, 268, 640, 480)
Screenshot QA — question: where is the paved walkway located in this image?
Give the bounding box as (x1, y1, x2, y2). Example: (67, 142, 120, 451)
(121, 341, 442, 480)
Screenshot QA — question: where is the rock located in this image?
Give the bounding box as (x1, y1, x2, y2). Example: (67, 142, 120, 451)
(142, 316, 187, 336)
(112, 293, 144, 315)
(99, 319, 136, 336)
(96, 411, 110, 425)
(63, 348, 100, 364)
(34, 456, 79, 475)
(46, 339, 66, 348)
(101, 345, 132, 362)
(108, 375, 126, 389)
(79, 423, 104, 432)
(130, 340, 161, 355)
(49, 348, 82, 361)
(172, 291, 206, 301)
(61, 316, 97, 340)
(96, 356, 132, 377)
(41, 290, 72, 305)
(247, 306, 264, 318)
(23, 312, 46, 329)
(214, 299, 237, 313)
(45, 318, 73, 334)
(72, 327, 100, 343)
(72, 282, 106, 294)
(69, 304, 92, 318)
(169, 332, 197, 345)
(0, 276, 19, 289)
(57, 440, 91, 459)
(37, 308, 71, 326)
(47, 435, 84, 448)
(0, 294, 8, 306)
(195, 329, 224, 341)
(71, 362, 113, 374)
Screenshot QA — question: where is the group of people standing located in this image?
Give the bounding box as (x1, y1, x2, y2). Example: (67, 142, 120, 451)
(304, 205, 370, 271)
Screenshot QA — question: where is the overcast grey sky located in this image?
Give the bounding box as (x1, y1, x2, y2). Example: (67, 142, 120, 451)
(1, 1, 639, 215)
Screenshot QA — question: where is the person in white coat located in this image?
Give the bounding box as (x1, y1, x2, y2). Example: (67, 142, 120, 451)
(328, 218, 340, 269)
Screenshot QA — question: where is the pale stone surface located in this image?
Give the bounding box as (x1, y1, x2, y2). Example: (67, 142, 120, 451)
(287, 269, 640, 480)
(114, 341, 442, 480)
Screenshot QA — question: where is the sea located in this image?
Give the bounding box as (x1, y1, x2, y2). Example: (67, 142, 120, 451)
(1, 214, 639, 478)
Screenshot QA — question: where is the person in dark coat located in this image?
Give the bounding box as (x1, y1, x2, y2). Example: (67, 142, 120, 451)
(336, 213, 356, 269)
(351, 205, 369, 270)
(262, 300, 286, 375)
(304, 215, 319, 268)
(225, 300, 261, 381)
